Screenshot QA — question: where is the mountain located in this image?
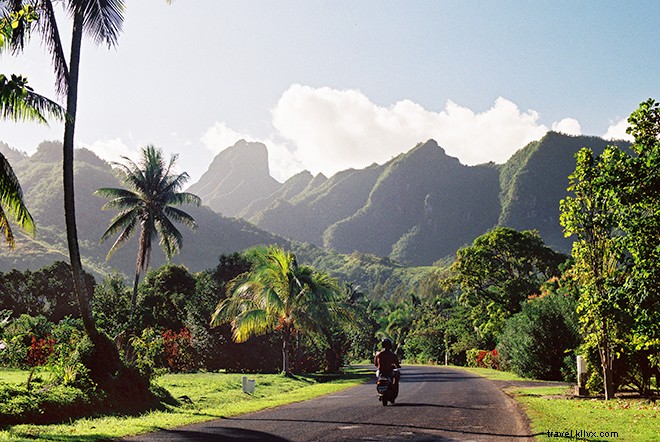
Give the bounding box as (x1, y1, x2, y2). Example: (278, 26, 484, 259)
(498, 132, 629, 253)
(0, 141, 286, 278)
(191, 133, 630, 265)
(186, 140, 281, 217)
(324, 140, 501, 265)
(248, 164, 385, 246)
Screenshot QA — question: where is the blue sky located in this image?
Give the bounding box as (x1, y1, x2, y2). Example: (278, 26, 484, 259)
(1, 0, 658, 182)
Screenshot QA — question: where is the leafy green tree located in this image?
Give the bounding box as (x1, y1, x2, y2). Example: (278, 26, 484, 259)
(498, 287, 580, 381)
(91, 272, 131, 339)
(95, 145, 201, 322)
(449, 227, 566, 345)
(211, 246, 343, 374)
(560, 99, 660, 398)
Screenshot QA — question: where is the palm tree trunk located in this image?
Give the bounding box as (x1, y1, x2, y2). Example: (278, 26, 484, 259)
(63, 8, 96, 339)
(130, 268, 141, 325)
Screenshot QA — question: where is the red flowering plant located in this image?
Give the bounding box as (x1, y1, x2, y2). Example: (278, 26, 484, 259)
(26, 335, 56, 367)
(162, 328, 198, 372)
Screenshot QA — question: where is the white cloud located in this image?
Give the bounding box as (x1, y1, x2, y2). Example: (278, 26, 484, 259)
(271, 85, 556, 177)
(552, 118, 582, 136)
(200, 121, 303, 182)
(603, 118, 634, 141)
(83, 138, 137, 164)
(200, 122, 249, 155)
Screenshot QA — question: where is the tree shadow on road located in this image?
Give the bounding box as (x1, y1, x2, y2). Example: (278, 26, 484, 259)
(221, 416, 544, 440)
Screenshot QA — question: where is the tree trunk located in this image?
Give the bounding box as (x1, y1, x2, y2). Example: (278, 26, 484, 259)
(63, 8, 124, 394)
(129, 268, 141, 326)
(282, 331, 290, 374)
(600, 331, 616, 400)
(63, 9, 96, 339)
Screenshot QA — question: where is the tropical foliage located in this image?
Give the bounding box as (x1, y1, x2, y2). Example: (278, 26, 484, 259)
(211, 246, 349, 374)
(560, 98, 660, 399)
(95, 145, 201, 320)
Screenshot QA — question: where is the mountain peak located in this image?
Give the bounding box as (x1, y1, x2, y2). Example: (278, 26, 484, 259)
(187, 140, 281, 216)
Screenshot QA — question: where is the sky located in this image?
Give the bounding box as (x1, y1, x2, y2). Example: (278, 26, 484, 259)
(1, 1, 659, 183)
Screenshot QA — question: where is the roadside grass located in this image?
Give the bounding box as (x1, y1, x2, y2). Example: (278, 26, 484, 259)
(0, 368, 371, 441)
(454, 366, 660, 442)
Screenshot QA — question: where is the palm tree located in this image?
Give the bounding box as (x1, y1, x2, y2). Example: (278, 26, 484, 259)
(95, 145, 201, 322)
(211, 246, 343, 374)
(3, 0, 124, 341)
(0, 72, 67, 248)
(1, 5, 65, 249)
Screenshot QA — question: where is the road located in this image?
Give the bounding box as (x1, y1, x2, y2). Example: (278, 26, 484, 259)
(125, 365, 537, 441)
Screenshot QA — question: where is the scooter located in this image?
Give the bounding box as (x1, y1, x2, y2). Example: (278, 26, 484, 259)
(376, 369, 399, 406)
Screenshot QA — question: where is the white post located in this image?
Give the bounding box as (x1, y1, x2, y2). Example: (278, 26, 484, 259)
(576, 355, 587, 396)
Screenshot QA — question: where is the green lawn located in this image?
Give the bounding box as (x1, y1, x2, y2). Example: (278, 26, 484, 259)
(0, 368, 371, 441)
(454, 366, 660, 442)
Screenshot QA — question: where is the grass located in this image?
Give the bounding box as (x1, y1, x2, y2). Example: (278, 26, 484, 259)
(453, 366, 660, 442)
(0, 368, 371, 441)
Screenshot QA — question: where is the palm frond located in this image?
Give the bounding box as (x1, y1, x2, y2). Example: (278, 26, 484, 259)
(233, 309, 271, 343)
(72, 0, 124, 48)
(162, 206, 197, 229)
(0, 74, 65, 124)
(155, 215, 183, 259)
(37, 0, 69, 96)
(0, 152, 34, 248)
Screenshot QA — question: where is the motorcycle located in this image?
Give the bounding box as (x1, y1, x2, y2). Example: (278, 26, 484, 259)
(376, 369, 399, 406)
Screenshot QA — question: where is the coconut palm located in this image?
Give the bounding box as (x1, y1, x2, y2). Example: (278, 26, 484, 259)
(211, 246, 343, 374)
(0, 72, 67, 248)
(1, 7, 66, 249)
(2, 0, 125, 341)
(95, 145, 201, 321)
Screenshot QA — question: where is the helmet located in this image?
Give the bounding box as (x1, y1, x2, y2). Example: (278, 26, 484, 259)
(381, 338, 392, 349)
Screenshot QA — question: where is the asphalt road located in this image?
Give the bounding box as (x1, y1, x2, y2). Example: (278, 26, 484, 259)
(125, 365, 537, 441)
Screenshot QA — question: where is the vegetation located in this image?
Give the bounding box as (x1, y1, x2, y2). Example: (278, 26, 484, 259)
(560, 98, 660, 399)
(1, 3, 658, 428)
(211, 246, 350, 374)
(95, 145, 201, 321)
(0, 368, 369, 440)
(460, 366, 659, 442)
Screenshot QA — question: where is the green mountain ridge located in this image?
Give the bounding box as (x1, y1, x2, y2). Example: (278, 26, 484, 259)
(190, 132, 631, 265)
(0, 141, 286, 279)
(0, 132, 631, 297)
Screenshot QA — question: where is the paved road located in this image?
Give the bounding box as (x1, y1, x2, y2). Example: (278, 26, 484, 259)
(125, 366, 537, 441)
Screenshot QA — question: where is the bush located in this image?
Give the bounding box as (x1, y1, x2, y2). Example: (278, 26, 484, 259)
(0, 314, 53, 368)
(162, 328, 198, 373)
(497, 292, 580, 381)
(466, 348, 499, 369)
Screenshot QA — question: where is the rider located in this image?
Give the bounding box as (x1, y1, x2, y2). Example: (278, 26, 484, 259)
(374, 338, 401, 387)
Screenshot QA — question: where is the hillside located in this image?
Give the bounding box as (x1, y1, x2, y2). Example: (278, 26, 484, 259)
(186, 140, 281, 217)
(0, 141, 286, 279)
(189, 133, 629, 265)
(498, 132, 629, 253)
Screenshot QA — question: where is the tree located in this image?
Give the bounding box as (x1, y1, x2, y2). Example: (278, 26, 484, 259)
(0, 6, 65, 248)
(95, 145, 201, 323)
(560, 99, 660, 398)
(449, 227, 566, 346)
(2, 0, 125, 370)
(211, 246, 342, 374)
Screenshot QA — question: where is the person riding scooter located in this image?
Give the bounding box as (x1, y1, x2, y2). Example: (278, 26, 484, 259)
(374, 338, 401, 390)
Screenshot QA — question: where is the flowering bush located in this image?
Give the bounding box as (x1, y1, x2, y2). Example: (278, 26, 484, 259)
(26, 335, 55, 367)
(466, 348, 499, 369)
(162, 328, 198, 372)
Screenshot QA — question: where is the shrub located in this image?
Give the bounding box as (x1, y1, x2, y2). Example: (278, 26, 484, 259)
(0, 314, 53, 368)
(162, 328, 198, 372)
(467, 348, 499, 369)
(498, 292, 580, 380)
(26, 335, 55, 366)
